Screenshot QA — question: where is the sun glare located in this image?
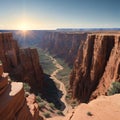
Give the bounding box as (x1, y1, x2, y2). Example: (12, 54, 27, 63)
(18, 23, 30, 31)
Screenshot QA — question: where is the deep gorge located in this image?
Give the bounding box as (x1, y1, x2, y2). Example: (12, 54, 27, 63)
(0, 30, 120, 120)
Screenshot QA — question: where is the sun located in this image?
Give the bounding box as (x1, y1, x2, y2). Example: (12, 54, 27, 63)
(18, 23, 30, 31)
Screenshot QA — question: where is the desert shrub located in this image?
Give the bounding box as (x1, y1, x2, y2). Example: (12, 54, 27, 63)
(71, 100, 77, 105)
(36, 95, 42, 103)
(87, 112, 93, 116)
(48, 108, 54, 113)
(43, 112, 50, 118)
(0, 60, 2, 65)
(71, 100, 78, 108)
(107, 82, 120, 95)
(66, 95, 71, 99)
(38, 102, 46, 109)
(23, 83, 31, 93)
(57, 110, 64, 116)
(49, 103, 55, 109)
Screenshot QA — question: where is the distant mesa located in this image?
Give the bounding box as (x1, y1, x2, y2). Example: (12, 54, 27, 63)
(56, 28, 120, 31)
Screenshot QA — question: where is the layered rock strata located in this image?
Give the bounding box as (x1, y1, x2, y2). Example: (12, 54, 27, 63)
(0, 63, 42, 120)
(70, 33, 120, 102)
(40, 32, 87, 66)
(0, 32, 43, 92)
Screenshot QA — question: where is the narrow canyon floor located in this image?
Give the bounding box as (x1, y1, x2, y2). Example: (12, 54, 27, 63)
(36, 48, 74, 119)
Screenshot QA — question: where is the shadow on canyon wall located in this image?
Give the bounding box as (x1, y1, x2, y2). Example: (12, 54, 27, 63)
(42, 74, 65, 110)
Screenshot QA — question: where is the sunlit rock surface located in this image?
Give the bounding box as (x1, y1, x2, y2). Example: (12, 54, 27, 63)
(70, 33, 120, 102)
(0, 64, 43, 120)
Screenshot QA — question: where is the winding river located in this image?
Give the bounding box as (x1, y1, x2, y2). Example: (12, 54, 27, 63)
(45, 54, 70, 114)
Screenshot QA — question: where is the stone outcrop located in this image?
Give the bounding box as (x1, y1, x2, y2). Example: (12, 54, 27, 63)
(70, 33, 120, 102)
(0, 32, 44, 92)
(46, 94, 120, 120)
(0, 63, 43, 120)
(40, 32, 87, 66)
(63, 94, 120, 120)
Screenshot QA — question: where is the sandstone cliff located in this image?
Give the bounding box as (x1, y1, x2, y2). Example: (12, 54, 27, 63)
(64, 94, 120, 120)
(70, 33, 120, 102)
(0, 63, 43, 120)
(0, 32, 44, 92)
(46, 94, 120, 120)
(40, 32, 87, 66)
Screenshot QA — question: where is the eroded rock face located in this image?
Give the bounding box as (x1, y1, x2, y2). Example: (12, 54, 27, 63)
(0, 32, 44, 92)
(40, 32, 87, 66)
(0, 64, 43, 120)
(63, 94, 120, 120)
(15, 48, 44, 92)
(70, 34, 120, 102)
(0, 33, 19, 71)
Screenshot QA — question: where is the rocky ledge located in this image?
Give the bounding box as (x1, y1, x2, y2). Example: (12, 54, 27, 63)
(64, 94, 120, 120)
(0, 63, 43, 120)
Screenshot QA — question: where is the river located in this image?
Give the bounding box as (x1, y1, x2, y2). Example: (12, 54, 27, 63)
(45, 54, 71, 114)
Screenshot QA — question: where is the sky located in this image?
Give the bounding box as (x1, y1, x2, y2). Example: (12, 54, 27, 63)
(0, 0, 119, 30)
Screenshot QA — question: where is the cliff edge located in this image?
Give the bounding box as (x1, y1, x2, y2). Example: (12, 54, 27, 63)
(0, 63, 43, 120)
(0, 32, 44, 92)
(64, 94, 120, 120)
(70, 33, 120, 102)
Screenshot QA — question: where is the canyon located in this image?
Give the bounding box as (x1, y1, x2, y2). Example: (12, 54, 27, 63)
(0, 31, 120, 120)
(39, 32, 87, 66)
(38, 31, 120, 103)
(38, 31, 120, 120)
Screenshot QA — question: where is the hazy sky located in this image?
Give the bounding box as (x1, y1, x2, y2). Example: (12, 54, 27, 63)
(0, 0, 119, 30)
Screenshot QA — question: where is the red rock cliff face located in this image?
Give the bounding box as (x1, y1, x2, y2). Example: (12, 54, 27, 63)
(0, 64, 43, 120)
(0, 33, 19, 71)
(40, 32, 87, 66)
(18, 48, 43, 92)
(0, 32, 44, 92)
(70, 33, 120, 102)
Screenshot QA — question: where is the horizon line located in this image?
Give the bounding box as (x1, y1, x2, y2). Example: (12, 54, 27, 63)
(0, 27, 120, 31)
